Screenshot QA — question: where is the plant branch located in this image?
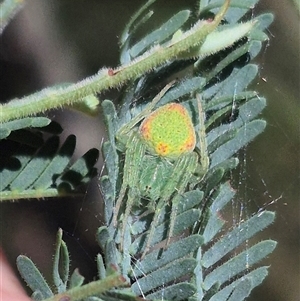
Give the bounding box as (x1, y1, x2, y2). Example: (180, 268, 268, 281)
(0, 0, 231, 123)
(44, 273, 128, 301)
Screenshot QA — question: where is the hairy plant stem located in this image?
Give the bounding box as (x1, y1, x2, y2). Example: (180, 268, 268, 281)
(0, 0, 230, 123)
(44, 274, 128, 301)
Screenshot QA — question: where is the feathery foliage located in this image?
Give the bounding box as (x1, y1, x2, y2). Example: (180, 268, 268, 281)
(0, 116, 99, 201)
(0, 0, 276, 300)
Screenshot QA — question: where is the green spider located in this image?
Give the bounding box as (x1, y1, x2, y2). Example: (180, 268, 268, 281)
(112, 82, 209, 258)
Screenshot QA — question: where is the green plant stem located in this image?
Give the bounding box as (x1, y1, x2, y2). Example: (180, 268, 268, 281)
(0, 0, 230, 123)
(43, 274, 128, 301)
(0, 189, 73, 201)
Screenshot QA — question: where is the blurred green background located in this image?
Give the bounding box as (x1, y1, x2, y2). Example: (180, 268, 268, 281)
(0, 1, 299, 300)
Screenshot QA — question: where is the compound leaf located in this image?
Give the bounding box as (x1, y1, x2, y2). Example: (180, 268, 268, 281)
(16, 255, 53, 299)
(202, 211, 275, 267)
(130, 10, 190, 57)
(53, 229, 70, 293)
(131, 258, 197, 295)
(203, 240, 277, 290)
(0, 122, 99, 201)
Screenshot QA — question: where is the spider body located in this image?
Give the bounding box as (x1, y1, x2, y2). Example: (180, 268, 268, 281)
(138, 155, 173, 201)
(140, 102, 196, 158)
(112, 83, 208, 258)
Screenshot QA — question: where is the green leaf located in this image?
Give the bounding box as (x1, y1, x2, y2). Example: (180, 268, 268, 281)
(131, 189, 203, 236)
(203, 240, 277, 290)
(0, 143, 35, 191)
(204, 64, 259, 100)
(207, 127, 237, 154)
(105, 239, 119, 271)
(53, 229, 70, 293)
(159, 77, 206, 106)
(203, 39, 262, 84)
(0, 127, 10, 140)
(69, 268, 85, 289)
(199, 22, 254, 58)
(97, 254, 106, 280)
(99, 176, 115, 226)
(130, 10, 190, 57)
(202, 211, 275, 267)
(202, 209, 225, 243)
(102, 141, 118, 199)
(56, 148, 99, 190)
(96, 226, 111, 250)
(227, 1, 259, 22)
(33, 135, 76, 189)
(132, 234, 203, 277)
(202, 167, 225, 195)
(209, 267, 269, 301)
(31, 291, 45, 301)
(210, 119, 266, 168)
(70, 94, 100, 116)
(227, 279, 252, 301)
(9, 136, 60, 191)
(0, 130, 98, 201)
(212, 182, 236, 211)
(205, 91, 257, 111)
(207, 95, 266, 145)
(131, 258, 197, 295)
(120, 0, 156, 46)
(200, 181, 238, 243)
(0, 117, 51, 140)
(16, 255, 53, 299)
(250, 13, 274, 41)
(148, 283, 197, 301)
(130, 208, 201, 255)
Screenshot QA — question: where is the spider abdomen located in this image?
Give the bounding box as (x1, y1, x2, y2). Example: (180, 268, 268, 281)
(139, 103, 196, 159)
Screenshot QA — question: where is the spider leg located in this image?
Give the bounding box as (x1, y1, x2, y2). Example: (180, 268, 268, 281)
(117, 81, 175, 138)
(166, 153, 198, 247)
(113, 132, 146, 250)
(119, 187, 140, 251)
(141, 152, 198, 258)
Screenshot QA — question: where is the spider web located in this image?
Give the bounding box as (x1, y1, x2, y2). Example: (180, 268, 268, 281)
(221, 22, 298, 301)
